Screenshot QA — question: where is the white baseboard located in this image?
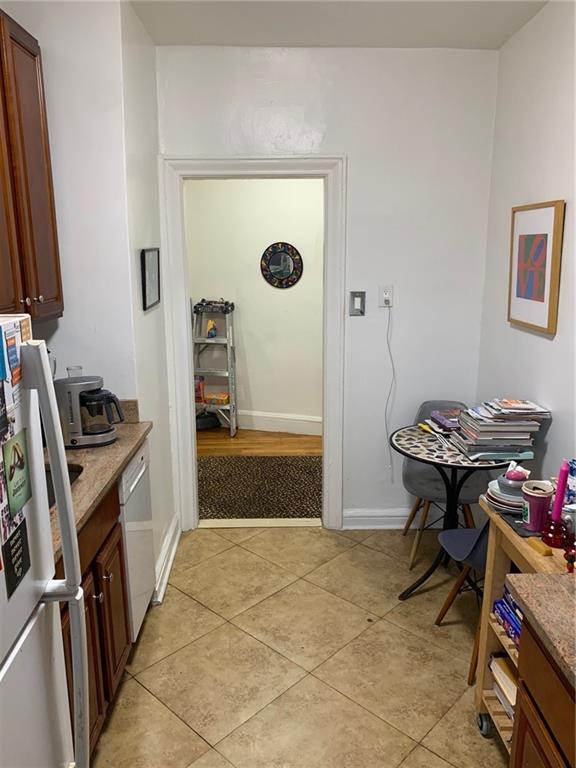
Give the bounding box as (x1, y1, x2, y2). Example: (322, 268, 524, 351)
(343, 507, 411, 529)
(152, 513, 181, 604)
(237, 409, 322, 436)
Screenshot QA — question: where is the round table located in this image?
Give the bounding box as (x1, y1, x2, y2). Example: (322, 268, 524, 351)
(390, 425, 509, 600)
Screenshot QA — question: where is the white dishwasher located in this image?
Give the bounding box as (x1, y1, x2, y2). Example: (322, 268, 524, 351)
(119, 440, 155, 642)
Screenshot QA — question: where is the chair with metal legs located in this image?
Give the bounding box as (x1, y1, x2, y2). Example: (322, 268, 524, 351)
(401, 400, 490, 569)
(434, 522, 489, 685)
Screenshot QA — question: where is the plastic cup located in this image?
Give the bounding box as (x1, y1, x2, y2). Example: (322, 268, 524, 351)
(522, 481, 554, 532)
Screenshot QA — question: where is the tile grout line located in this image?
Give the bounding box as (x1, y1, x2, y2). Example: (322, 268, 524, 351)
(122, 675, 213, 755)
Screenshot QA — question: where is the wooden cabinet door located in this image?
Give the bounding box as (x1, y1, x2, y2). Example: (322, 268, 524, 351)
(0, 76, 22, 313)
(511, 684, 567, 768)
(95, 523, 132, 699)
(61, 571, 107, 754)
(0, 13, 63, 320)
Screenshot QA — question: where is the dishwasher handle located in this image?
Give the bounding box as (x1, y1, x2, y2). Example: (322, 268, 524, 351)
(127, 461, 148, 498)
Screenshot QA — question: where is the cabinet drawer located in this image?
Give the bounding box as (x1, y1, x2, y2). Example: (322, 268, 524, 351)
(519, 622, 575, 765)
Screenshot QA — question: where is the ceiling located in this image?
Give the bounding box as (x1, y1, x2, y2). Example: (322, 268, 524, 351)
(131, 0, 546, 48)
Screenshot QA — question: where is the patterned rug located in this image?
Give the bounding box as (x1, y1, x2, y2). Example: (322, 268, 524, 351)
(197, 455, 322, 519)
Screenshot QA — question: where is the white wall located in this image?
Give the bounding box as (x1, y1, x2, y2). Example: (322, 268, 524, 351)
(3, 2, 137, 398)
(184, 178, 323, 434)
(157, 47, 499, 517)
(4, 1, 178, 578)
(477, 2, 575, 479)
(120, 4, 177, 568)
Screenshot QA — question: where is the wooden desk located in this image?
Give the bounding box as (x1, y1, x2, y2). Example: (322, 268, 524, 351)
(475, 496, 566, 754)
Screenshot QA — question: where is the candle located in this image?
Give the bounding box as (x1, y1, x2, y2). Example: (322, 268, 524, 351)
(552, 460, 570, 522)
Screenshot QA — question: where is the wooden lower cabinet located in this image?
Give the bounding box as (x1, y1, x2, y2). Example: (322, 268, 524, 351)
(511, 621, 575, 768)
(512, 685, 567, 768)
(61, 572, 107, 752)
(60, 490, 132, 755)
(95, 523, 132, 700)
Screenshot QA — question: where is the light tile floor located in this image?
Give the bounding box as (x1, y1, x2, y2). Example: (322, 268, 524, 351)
(92, 528, 509, 768)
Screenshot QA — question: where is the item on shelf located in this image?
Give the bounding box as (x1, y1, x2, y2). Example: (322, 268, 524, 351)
(505, 461, 531, 481)
(430, 408, 461, 431)
(567, 459, 576, 504)
(521, 480, 554, 532)
(204, 392, 230, 406)
(450, 399, 550, 462)
(541, 459, 572, 548)
(489, 655, 518, 721)
(493, 598, 522, 648)
(194, 375, 205, 403)
(206, 319, 218, 338)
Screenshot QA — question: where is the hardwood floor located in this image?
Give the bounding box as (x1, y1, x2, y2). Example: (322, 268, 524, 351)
(196, 428, 323, 457)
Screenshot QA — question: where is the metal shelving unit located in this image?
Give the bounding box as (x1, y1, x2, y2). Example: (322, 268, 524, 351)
(192, 298, 237, 436)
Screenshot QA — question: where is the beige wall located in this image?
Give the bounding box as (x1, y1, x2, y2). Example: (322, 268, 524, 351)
(477, 1, 575, 478)
(184, 178, 324, 434)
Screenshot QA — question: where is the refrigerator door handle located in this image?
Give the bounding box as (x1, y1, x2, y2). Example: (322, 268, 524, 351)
(21, 341, 89, 768)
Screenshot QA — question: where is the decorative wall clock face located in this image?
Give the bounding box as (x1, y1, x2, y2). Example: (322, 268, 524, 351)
(261, 242, 303, 289)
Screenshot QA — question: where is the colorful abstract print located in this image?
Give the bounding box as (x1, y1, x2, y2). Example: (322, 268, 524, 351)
(516, 233, 547, 302)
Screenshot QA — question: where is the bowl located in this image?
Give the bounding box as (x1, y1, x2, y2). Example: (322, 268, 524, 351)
(497, 473, 524, 497)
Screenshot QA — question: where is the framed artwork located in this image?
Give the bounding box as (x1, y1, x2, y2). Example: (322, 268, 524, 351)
(508, 200, 565, 334)
(141, 248, 160, 310)
(261, 242, 303, 289)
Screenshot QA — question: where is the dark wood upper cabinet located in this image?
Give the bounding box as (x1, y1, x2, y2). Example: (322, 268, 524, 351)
(0, 11, 63, 320)
(0, 77, 21, 314)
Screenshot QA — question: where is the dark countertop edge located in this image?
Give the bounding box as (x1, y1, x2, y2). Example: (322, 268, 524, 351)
(506, 573, 576, 688)
(52, 421, 153, 561)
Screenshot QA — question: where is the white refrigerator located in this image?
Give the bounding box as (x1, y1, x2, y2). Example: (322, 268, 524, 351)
(0, 315, 88, 768)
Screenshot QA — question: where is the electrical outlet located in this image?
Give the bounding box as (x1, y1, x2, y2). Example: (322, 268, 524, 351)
(379, 285, 393, 308)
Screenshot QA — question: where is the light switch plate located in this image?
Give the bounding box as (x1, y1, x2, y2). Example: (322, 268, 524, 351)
(349, 291, 366, 316)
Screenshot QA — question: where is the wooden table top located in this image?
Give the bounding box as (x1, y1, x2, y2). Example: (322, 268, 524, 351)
(480, 496, 566, 574)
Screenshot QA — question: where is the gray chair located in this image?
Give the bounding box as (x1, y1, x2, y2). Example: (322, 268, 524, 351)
(434, 523, 489, 685)
(401, 400, 490, 569)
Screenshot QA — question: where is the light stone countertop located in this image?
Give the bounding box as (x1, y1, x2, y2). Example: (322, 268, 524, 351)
(49, 421, 152, 558)
(506, 572, 576, 687)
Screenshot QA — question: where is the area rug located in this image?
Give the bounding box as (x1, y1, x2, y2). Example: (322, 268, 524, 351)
(197, 455, 322, 519)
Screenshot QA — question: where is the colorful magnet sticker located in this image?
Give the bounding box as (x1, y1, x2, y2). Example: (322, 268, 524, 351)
(1, 518, 30, 598)
(19, 317, 31, 343)
(0, 330, 5, 380)
(0, 382, 7, 442)
(5, 333, 21, 386)
(2, 429, 31, 518)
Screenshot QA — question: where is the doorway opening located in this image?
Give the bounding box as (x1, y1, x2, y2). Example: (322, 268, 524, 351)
(160, 156, 345, 534)
(183, 178, 324, 526)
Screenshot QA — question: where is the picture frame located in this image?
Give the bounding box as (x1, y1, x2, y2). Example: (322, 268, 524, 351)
(141, 248, 160, 310)
(508, 200, 565, 335)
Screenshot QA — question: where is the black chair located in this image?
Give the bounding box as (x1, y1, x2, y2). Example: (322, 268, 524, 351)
(402, 400, 489, 569)
(434, 522, 489, 685)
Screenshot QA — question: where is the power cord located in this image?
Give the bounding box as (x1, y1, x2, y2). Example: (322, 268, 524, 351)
(383, 304, 397, 479)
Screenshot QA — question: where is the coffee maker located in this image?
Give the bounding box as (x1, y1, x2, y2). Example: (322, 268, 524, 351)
(54, 375, 124, 448)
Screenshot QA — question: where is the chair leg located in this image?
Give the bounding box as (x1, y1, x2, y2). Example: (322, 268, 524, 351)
(468, 617, 481, 686)
(434, 564, 472, 625)
(403, 497, 422, 536)
(462, 504, 475, 529)
(408, 500, 430, 570)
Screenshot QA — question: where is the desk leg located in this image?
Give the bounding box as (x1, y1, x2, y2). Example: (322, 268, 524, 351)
(475, 522, 511, 713)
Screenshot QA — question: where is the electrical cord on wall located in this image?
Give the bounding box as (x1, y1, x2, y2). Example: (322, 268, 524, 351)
(383, 304, 397, 480)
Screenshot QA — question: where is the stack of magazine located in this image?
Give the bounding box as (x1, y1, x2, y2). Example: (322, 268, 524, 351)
(449, 399, 550, 461)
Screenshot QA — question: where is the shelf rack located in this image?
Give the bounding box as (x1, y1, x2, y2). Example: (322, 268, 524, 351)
(192, 299, 237, 437)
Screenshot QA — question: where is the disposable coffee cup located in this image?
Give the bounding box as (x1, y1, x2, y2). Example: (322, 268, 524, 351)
(522, 481, 554, 532)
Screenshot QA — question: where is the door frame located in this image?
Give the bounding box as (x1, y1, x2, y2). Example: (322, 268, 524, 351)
(159, 156, 347, 531)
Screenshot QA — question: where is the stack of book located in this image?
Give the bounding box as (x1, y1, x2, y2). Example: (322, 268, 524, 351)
(493, 586, 524, 649)
(490, 656, 518, 725)
(450, 399, 550, 461)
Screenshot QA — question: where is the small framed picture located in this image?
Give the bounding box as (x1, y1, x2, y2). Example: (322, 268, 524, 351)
(141, 248, 160, 310)
(508, 200, 565, 335)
